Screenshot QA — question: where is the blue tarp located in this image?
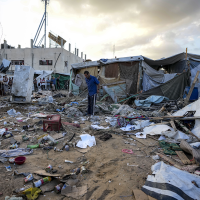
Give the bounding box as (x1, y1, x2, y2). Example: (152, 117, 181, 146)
(135, 95, 169, 107)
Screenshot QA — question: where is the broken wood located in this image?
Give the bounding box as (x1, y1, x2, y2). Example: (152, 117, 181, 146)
(175, 120, 200, 141)
(175, 151, 192, 165)
(149, 116, 200, 120)
(185, 71, 200, 105)
(167, 113, 200, 141)
(133, 189, 157, 200)
(167, 112, 177, 131)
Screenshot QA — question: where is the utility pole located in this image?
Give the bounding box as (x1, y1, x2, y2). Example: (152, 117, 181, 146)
(44, 0, 47, 48)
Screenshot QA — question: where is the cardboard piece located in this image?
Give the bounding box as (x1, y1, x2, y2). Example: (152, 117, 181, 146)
(133, 189, 149, 200)
(66, 179, 78, 186)
(52, 133, 64, 140)
(34, 170, 61, 177)
(62, 185, 87, 199)
(76, 147, 91, 153)
(40, 179, 60, 193)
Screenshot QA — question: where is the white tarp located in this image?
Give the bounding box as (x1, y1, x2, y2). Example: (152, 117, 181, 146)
(173, 98, 200, 138)
(142, 161, 200, 200)
(120, 120, 152, 131)
(135, 125, 190, 140)
(76, 134, 96, 148)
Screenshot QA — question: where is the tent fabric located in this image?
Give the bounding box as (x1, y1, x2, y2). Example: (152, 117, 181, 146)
(167, 60, 187, 73)
(142, 61, 177, 91)
(139, 71, 190, 100)
(77, 66, 98, 77)
(143, 53, 185, 67)
(143, 72, 177, 92)
(119, 62, 139, 94)
(103, 84, 126, 103)
(142, 61, 164, 82)
(135, 96, 169, 107)
(142, 161, 200, 200)
(54, 73, 70, 90)
(71, 56, 143, 69)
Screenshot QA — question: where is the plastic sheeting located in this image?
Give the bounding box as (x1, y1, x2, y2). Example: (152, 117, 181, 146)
(139, 71, 190, 100)
(142, 161, 200, 200)
(173, 98, 200, 138)
(71, 56, 143, 69)
(142, 61, 177, 91)
(76, 134, 96, 148)
(71, 83, 79, 95)
(120, 120, 152, 131)
(0, 148, 33, 157)
(136, 125, 189, 141)
(103, 84, 126, 103)
(135, 95, 169, 107)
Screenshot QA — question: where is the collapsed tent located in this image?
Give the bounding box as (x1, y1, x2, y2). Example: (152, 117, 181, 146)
(70, 52, 200, 101)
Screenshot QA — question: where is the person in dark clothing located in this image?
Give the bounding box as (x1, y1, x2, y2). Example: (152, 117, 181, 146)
(56, 76, 61, 90)
(84, 71, 100, 115)
(33, 78, 38, 92)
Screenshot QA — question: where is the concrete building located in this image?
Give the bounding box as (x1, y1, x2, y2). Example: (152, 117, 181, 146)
(0, 40, 84, 74)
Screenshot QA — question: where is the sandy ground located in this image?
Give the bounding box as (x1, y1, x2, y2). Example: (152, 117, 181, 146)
(0, 94, 159, 200)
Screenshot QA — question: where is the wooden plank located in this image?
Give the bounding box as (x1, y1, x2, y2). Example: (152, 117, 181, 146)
(175, 151, 192, 165)
(149, 117, 200, 120)
(167, 113, 177, 131)
(185, 71, 200, 105)
(167, 113, 200, 141)
(133, 189, 149, 200)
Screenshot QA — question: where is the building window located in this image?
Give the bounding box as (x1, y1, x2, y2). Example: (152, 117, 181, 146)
(11, 60, 24, 65)
(39, 60, 53, 65)
(64, 61, 68, 67)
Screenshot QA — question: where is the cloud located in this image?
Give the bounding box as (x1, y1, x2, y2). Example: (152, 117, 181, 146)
(1, 0, 200, 60)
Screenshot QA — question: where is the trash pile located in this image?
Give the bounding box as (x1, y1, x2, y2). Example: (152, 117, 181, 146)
(1, 89, 200, 200)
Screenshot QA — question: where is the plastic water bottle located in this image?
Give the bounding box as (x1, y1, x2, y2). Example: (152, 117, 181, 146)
(47, 135, 58, 144)
(34, 177, 51, 187)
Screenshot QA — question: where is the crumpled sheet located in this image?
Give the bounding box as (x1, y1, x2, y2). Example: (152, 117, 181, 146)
(76, 134, 96, 148)
(120, 120, 153, 131)
(91, 125, 109, 130)
(0, 148, 33, 157)
(7, 109, 21, 116)
(135, 125, 190, 141)
(142, 161, 200, 200)
(135, 95, 169, 107)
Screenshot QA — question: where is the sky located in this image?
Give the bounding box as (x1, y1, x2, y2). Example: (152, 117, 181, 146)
(0, 0, 200, 60)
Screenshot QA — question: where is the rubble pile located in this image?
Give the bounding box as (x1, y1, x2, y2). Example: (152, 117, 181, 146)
(0, 70, 200, 200)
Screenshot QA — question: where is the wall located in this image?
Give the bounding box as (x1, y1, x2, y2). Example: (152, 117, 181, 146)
(0, 48, 83, 73)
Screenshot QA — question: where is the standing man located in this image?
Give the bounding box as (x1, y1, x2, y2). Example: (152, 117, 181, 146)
(33, 78, 38, 92)
(51, 77, 56, 91)
(46, 78, 51, 90)
(56, 76, 61, 90)
(84, 71, 100, 116)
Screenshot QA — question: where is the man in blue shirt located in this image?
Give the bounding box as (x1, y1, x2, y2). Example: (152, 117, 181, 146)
(84, 71, 100, 115)
(51, 77, 57, 91)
